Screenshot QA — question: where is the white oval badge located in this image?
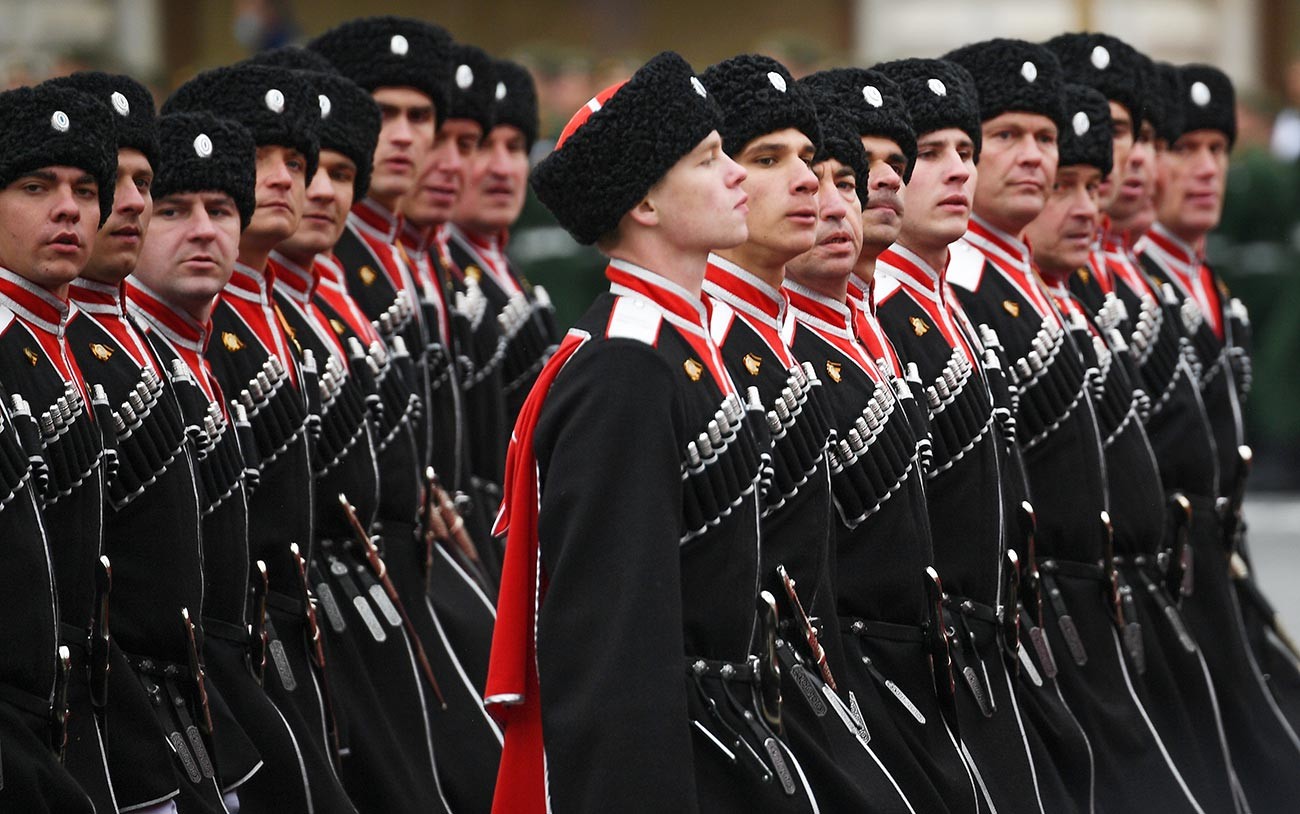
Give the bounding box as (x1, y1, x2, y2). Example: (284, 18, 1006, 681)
(928, 78, 946, 97)
(265, 88, 285, 114)
(319, 94, 332, 118)
(767, 71, 787, 93)
(863, 85, 883, 108)
(1021, 61, 1038, 83)
(390, 34, 409, 56)
(1090, 45, 1111, 71)
(1190, 81, 1212, 107)
(456, 64, 474, 90)
(194, 133, 213, 158)
(1072, 111, 1090, 137)
(691, 76, 708, 98)
(51, 110, 70, 132)
(495, 81, 507, 101)
(111, 91, 130, 116)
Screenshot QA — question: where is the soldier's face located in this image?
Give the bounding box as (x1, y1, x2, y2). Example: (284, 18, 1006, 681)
(787, 157, 862, 287)
(133, 192, 241, 322)
(86, 148, 153, 285)
(1155, 129, 1228, 242)
(1024, 165, 1102, 278)
(246, 145, 307, 251)
(453, 124, 530, 234)
(401, 118, 478, 228)
(1108, 121, 1156, 229)
(1101, 101, 1135, 210)
(370, 87, 436, 206)
(729, 128, 820, 266)
(858, 135, 907, 259)
(0, 165, 100, 296)
(639, 131, 748, 254)
(974, 111, 1059, 235)
(277, 150, 356, 264)
(898, 129, 976, 256)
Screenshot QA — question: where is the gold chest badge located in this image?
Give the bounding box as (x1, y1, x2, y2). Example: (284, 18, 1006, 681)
(909, 316, 930, 337)
(465, 265, 482, 282)
(330, 318, 346, 335)
(1076, 267, 1090, 285)
(683, 358, 703, 381)
(89, 342, 114, 362)
(743, 353, 762, 376)
(22, 347, 39, 366)
(221, 331, 245, 352)
(825, 360, 842, 383)
(359, 265, 377, 286)
(1002, 300, 1021, 318)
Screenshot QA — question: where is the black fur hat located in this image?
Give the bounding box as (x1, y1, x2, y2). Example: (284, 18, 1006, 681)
(151, 112, 257, 230)
(446, 43, 496, 132)
(700, 54, 822, 158)
(163, 63, 321, 182)
(248, 48, 381, 199)
(0, 85, 117, 225)
(308, 16, 454, 125)
(530, 51, 722, 246)
(873, 58, 983, 159)
(1176, 64, 1236, 148)
(1149, 62, 1186, 144)
(1043, 32, 1147, 128)
(491, 58, 539, 150)
(42, 72, 159, 171)
(801, 67, 916, 181)
(944, 38, 1066, 128)
(1059, 83, 1113, 174)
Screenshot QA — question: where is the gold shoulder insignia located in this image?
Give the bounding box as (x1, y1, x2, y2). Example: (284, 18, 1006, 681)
(743, 353, 762, 376)
(221, 331, 245, 352)
(909, 316, 930, 337)
(1217, 278, 1230, 297)
(22, 347, 39, 366)
(89, 342, 114, 361)
(465, 265, 482, 282)
(329, 318, 346, 335)
(359, 265, 377, 286)
(825, 360, 842, 383)
(1002, 299, 1021, 318)
(683, 358, 703, 381)
(1076, 267, 1090, 284)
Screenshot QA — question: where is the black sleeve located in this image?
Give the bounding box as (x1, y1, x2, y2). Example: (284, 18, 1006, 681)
(533, 338, 701, 813)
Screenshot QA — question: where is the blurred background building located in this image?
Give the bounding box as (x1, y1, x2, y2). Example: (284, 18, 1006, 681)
(5, 0, 1299, 486)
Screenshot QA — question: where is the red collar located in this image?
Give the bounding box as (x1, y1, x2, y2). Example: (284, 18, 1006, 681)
(125, 279, 211, 354)
(961, 215, 1057, 321)
(349, 197, 403, 244)
(876, 244, 946, 303)
(268, 253, 319, 305)
(67, 278, 127, 316)
(0, 266, 72, 337)
(703, 254, 787, 327)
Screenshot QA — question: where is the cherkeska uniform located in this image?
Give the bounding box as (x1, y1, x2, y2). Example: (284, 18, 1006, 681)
(490, 52, 816, 813)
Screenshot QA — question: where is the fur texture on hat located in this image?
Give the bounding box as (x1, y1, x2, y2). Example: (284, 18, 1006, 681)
(1059, 83, 1113, 174)
(944, 38, 1066, 128)
(249, 47, 381, 199)
(1176, 64, 1236, 148)
(490, 58, 539, 150)
(308, 16, 454, 125)
(801, 67, 916, 181)
(43, 72, 159, 171)
(1044, 32, 1147, 129)
(446, 43, 495, 132)
(699, 54, 822, 158)
(801, 84, 871, 207)
(1149, 62, 1186, 144)
(163, 63, 321, 182)
(530, 51, 722, 246)
(0, 85, 117, 225)
(151, 112, 257, 229)
(873, 58, 983, 159)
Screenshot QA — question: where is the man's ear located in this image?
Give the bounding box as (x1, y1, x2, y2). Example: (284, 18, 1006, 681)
(625, 195, 659, 229)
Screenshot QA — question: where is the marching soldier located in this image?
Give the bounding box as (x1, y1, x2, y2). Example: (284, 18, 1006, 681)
(1136, 62, 1300, 811)
(161, 62, 364, 814)
(490, 51, 817, 812)
(699, 54, 917, 811)
(128, 110, 353, 814)
(52, 71, 246, 814)
(796, 66, 988, 814)
(448, 56, 562, 428)
(0, 83, 187, 814)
